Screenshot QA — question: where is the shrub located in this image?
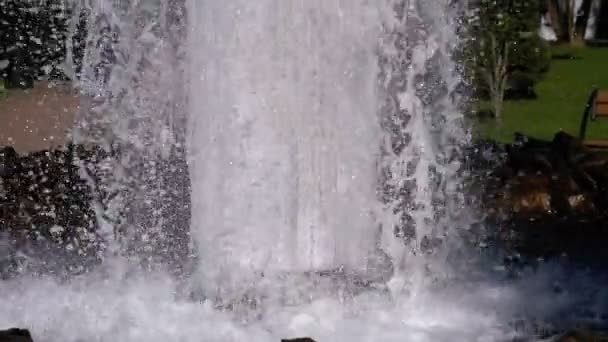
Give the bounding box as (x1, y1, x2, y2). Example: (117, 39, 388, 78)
(506, 35, 552, 99)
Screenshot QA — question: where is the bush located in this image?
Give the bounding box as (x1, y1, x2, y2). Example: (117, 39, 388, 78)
(510, 35, 551, 81)
(506, 35, 552, 100)
(506, 72, 538, 100)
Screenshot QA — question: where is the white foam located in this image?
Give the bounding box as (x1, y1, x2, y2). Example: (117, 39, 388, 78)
(187, 1, 384, 293)
(2, 260, 603, 342)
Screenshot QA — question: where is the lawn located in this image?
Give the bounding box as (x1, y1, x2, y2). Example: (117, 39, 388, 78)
(475, 47, 608, 142)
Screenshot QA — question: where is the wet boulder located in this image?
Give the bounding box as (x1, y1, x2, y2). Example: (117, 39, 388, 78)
(484, 131, 608, 221)
(489, 172, 596, 220)
(0, 147, 19, 178)
(0, 144, 108, 277)
(492, 174, 552, 219)
(0, 328, 33, 342)
(0, 141, 192, 278)
(474, 132, 608, 260)
(556, 330, 608, 342)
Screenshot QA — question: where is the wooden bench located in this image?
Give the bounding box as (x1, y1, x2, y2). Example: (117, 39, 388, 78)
(579, 89, 608, 148)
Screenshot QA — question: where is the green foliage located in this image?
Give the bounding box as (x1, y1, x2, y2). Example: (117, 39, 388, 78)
(472, 0, 540, 40)
(506, 34, 552, 99)
(464, 0, 550, 101)
(510, 34, 551, 80)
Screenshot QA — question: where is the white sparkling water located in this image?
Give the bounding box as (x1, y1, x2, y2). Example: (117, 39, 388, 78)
(0, 260, 603, 342)
(187, 1, 383, 296)
(0, 1, 606, 341)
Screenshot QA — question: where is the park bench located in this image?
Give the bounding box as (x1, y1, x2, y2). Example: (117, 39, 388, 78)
(579, 88, 608, 148)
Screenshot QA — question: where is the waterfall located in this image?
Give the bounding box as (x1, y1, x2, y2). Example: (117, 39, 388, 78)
(185, 0, 467, 301)
(60, 0, 469, 301)
(376, 0, 469, 296)
(4, 1, 589, 341)
(71, 0, 191, 272)
(187, 1, 384, 297)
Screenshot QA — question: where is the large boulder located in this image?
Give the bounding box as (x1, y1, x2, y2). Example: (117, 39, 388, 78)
(556, 330, 608, 342)
(0, 144, 108, 277)
(483, 132, 608, 221)
(0, 141, 192, 278)
(473, 132, 608, 260)
(0, 328, 33, 342)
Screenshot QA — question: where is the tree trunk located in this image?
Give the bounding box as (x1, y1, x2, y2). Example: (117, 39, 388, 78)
(547, 0, 586, 44)
(484, 34, 509, 128)
(546, 0, 565, 40)
(493, 93, 503, 127)
(574, 0, 593, 44)
(492, 75, 508, 128)
(564, 0, 576, 43)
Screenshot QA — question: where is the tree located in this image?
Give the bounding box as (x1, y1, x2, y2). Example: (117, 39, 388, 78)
(544, 0, 593, 45)
(464, 0, 549, 125)
(478, 33, 510, 125)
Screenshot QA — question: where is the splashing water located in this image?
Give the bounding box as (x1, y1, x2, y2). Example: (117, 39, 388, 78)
(187, 1, 384, 300)
(1, 1, 607, 341)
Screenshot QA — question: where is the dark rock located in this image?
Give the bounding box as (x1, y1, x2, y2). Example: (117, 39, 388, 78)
(0, 141, 192, 278)
(506, 133, 553, 173)
(499, 217, 608, 263)
(0, 0, 75, 83)
(6, 63, 34, 89)
(552, 131, 588, 165)
(483, 131, 608, 220)
(0, 147, 19, 178)
(512, 132, 552, 150)
(0, 144, 107, 277)
(556, 330, 608, 342)
(0, 328, 33, 342)
(282, 338, 316, 342)
(473, 131, 608, 261)
(492, 174, 552, 218)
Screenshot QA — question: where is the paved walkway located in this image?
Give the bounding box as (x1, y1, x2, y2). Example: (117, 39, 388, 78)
(0, 81, 80, 153)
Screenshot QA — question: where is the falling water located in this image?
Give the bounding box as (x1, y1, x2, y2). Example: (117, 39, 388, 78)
(2, 1, 606, 341)
(187, 1, 383, 298)
(375, 0, 469, 297)
(71, 0, 191, 272)
(185, 0, 470, 303)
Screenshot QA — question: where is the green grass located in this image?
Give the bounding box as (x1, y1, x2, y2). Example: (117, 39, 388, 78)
(475, 47, 608, 142)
